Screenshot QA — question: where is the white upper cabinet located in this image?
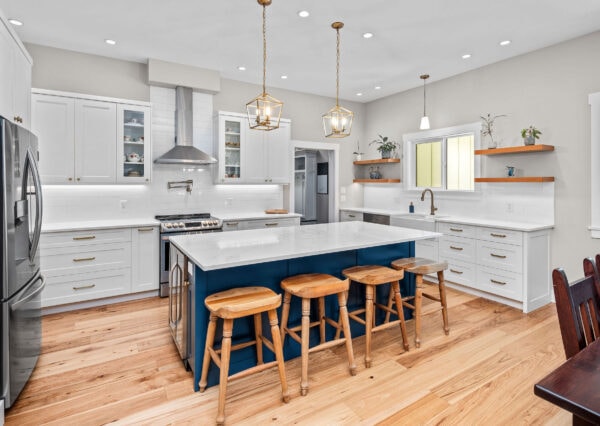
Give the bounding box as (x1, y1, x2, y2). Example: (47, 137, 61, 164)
(214, 113, 244, 183)
(0, 16, 32, 127)
(116, 105, 152, 183)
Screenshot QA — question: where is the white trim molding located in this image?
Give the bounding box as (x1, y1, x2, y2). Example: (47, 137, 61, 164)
(590, 92, 600, 238)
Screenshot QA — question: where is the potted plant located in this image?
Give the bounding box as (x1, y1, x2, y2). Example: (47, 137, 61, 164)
(480, 113, 506, 149)
(370, 135, 399, 159)
(521, 126, 542, 146)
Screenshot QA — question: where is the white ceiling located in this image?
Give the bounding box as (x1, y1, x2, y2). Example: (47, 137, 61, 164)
(2, 0, 600, 103)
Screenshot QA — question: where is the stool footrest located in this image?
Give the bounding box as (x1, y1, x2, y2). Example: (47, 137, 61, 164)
(228, 360, 280, 382)
(308, 338, 347, 354)
(372, 319, 405, 333)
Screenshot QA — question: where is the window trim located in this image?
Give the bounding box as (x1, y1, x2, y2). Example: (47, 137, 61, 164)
(403, 122, 481, 192)
(589, 92, 600, 238)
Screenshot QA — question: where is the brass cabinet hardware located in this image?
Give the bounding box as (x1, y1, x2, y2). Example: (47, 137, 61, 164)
(490, 253, 507, 259)
(449, 227, 463, 232)
(73, 235, 96, 241)
(68, 177, 73, 181)
(226, 222, 239, 226)
(490, 279, 506, 285)
(73, 284, 96, 290)
(73, 257, 96, 262)
(450, 246, 464, 251)
(138, 227, 154, 232)
(348, 214, 356, 218)
(450, 269, 463, 274)
(265, 223, 278, 227)
(490, 233, 506, 238)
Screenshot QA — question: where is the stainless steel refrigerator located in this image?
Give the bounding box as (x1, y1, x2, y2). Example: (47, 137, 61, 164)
(0, 116, 44, 410)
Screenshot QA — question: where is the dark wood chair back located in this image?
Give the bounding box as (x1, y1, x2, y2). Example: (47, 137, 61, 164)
(552, 266, 600, 359)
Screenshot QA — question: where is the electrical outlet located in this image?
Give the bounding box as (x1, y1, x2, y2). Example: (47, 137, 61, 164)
(225, 198, 233, 207)
(340, 195, 347, 202)
(506, 202, 514, 213)
(120, 200, 127, 209)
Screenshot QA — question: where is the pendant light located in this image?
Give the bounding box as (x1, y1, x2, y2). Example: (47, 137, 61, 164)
(419, 74, 430, 130)
(322, 22, 353, 138)
(246, 0, 282, 131)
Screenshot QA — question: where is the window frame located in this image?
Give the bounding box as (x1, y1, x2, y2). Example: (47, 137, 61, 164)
(402, 122, 481, 193)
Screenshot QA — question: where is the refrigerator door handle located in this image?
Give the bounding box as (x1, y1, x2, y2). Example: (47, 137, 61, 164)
(10, 275, 45, 311)
(22, 148, 44, 262)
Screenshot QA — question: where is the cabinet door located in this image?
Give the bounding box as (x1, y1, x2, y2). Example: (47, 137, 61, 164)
(131, 226, 159, 292)
(265, 122, 291, 183)
(215, 115, 244, 183)
(244, 127, 268, 183)
(32, 94, 76, 184)
(12, 48, 31, 127)
(0, 21, 15, 122)
(74, 99, 117, 183)
(117, 104, 151, 183)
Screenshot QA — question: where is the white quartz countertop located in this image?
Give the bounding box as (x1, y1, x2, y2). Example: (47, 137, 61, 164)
(214, 212, 302, 221)
(170, 221, 441, 271)
(341, 207, 406, 216)
(42, 218, 160, 233)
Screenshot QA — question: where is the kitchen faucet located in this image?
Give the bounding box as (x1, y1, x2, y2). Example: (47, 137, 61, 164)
(421, 188, 437, 215)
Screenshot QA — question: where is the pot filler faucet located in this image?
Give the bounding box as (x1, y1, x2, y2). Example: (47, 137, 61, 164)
(420, 188, 437, 215)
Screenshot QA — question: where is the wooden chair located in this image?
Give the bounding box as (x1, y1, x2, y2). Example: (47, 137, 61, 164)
(279, 273, 356, 396)
(552, 265, 600, 360)
(583, 254, 600, 293)
(199, 286, 290, 426)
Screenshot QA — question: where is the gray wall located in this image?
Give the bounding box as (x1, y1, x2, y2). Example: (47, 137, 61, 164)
(364, 31, 600, 278)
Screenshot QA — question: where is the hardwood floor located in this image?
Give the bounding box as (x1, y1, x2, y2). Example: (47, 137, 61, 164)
(6, 286, 570, 425)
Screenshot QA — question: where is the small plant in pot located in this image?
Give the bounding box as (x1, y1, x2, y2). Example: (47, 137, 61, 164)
(521, 126, 541, 145)
(370, 135, 399, 159)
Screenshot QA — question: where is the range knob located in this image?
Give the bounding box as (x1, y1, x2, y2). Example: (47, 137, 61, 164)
(179, 222, 185, 228)
(165, 223, 172, 228)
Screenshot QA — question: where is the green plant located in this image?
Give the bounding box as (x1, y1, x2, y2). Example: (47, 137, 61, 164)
(521, 126, 542, 139)
(369, 134, 399, 153)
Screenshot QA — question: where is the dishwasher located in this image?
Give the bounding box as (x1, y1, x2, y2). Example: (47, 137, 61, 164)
(363, 213, 390, 225)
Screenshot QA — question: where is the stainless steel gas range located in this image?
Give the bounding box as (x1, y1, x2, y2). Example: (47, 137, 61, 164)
(156, 213, 222, 297)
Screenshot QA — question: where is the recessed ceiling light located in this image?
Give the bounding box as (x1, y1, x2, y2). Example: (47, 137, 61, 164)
(462, 54, 471, 59)
(356, 92, 363, 97)
(362, 32, 374, 39)
(374, 86, 381, 90)
(298, 10, 309, 18)
(500, 40, 511, 46)
(8, 19, 23, 26)
(237, 66, 246, 71)
(281, 75, 288, 79)
(105, 39, 116, 45)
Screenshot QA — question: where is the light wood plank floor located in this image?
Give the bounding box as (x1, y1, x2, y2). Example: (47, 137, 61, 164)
(6, 286, 571, 425)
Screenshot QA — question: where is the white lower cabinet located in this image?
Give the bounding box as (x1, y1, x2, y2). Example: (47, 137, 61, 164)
(41, 225, 159, 307)
(221, 216, 300, 231)
(339, 210, 363, 222)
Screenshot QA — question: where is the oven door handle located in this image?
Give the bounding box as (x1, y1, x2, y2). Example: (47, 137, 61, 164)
(11, 275, 45, 311)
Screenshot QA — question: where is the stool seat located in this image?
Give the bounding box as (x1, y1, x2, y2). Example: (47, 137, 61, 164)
(281, 273, 349, 297)
(390, 257, 450, 348)
(205, 286, 281, 319)
(342, 265, 405, 285)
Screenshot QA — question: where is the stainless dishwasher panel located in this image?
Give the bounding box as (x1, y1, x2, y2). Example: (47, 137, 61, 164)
(363, 213, 390, 225)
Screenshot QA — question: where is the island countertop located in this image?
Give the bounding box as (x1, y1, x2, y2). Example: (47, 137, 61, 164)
(170, 221, 440, 271)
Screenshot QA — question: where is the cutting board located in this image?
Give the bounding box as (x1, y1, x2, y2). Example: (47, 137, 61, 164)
(265, 209, 289, 214)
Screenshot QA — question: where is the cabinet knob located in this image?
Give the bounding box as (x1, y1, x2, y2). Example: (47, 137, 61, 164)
(145, 178, 149, 182)
(76, 177, 81, 181)
(68, 177, 73, 181)
(13, 116, 22, 123)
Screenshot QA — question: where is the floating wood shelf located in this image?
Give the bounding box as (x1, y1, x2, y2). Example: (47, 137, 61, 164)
(475, 145, 554, 155)
(353, 179, 401, 183)
(353, 158, 400, 165)
(475, 177, 555, 183)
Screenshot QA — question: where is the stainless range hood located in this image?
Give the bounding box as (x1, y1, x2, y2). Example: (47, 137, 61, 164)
(154, 86, 217, 165)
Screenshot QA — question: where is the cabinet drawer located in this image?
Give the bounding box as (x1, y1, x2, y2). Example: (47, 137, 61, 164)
(477, 240, 523, 273)
(41, 228, 131, 248)
(477, 227, 523, 246)
(222, 220, 245, 231)
(246, 218, 299, 229)
(477, 266, 523, 301)
(41, 242, 131, 274)
(42, 268, 131, 307)
(445, 260, 476, 288)
(438, 222, 477, 239)
(439, 236, 476, 263)
(340, 211, 363, 222)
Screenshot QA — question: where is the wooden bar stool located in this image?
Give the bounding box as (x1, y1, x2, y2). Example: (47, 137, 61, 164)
(199, 286, 290, 426)
(280, 273, 356, 396)
(390, 257, 449, 348)
(342, 265, 409, 368)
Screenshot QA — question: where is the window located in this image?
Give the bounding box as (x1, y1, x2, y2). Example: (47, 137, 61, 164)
(404, 122, 480, 191)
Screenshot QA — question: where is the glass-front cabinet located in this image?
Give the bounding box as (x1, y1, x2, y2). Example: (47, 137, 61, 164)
(215, 113, 244, 183)
(116, 104, 151, 183)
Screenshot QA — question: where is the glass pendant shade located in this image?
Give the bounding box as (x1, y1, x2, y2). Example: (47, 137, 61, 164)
(322, 105, 354, 138)
(420, 115, 430, 130)
(246, 93, 282, 131)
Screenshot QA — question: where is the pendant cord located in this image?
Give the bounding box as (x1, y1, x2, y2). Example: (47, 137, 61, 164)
(423, 77, 426, 116)
(336, 27, 340, 107)
(262, 4, 267, 95)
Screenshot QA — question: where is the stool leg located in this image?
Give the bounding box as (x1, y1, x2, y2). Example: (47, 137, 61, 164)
(334, 289, 349, 340)
(337, 291, 357, 376)
(364, 285, 374, 368)
(438, 271, 450, 335)
(254, 312, 264, 364)
(391, 281, 410, 351)
(414, 275, 423, 348)
(280, 291, 292, 344)
(199, 313, 218, 392)
(384, 289, 394, 323)
(300, 297, 311, 395)
(216, 318, 233, 426)
(268, 309, 290, 403)
(319, 296, 326, 344)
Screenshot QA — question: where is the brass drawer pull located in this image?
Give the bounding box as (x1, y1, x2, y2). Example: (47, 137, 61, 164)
(73, 284, 96, 290)
(450, 269, 463, 274)
(449, 227, 463, 232)
(265, 223, 279, 227)
(490, 253, 507, 259)
(490, 279, 506, 285)
(138, 227, 154, 232)
(73, 257, 96, 262)
(490, 233, 506, 238)
(450, 246, 464, 251)
(226, 222, 239, 226)
(348, 214, 356, 218)
(73, 236, 96, 241)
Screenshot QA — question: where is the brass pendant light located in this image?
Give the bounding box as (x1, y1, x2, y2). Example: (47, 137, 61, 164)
(322, 22, 353, 138)
(419, 74, 430, 130)
(246, 0, 282, 131)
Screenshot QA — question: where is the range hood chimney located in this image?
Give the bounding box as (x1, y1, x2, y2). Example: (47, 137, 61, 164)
(154, 86, 217, 165)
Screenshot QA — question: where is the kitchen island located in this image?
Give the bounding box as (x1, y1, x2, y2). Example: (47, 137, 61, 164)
(170, 221, 440, 390)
